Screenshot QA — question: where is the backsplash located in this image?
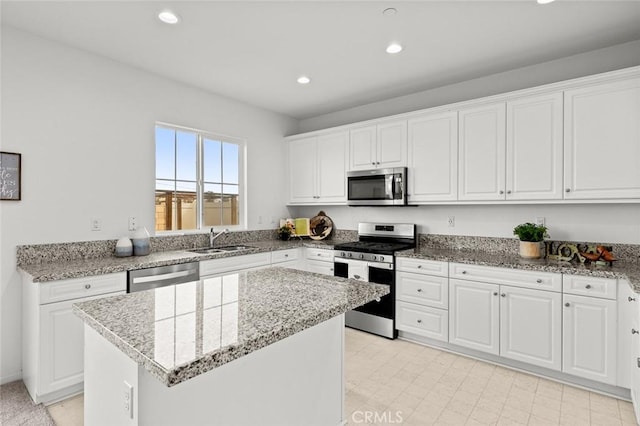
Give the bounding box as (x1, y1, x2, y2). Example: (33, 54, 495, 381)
(419, 234, 640, 262)
(16, 228, 356, 265)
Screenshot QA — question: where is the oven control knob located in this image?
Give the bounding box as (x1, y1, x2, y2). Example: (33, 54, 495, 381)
(340, 252, 346, 258)
(372, 255, 377, 261)
(359, 254, 364, 260)
(347, 252, 352, 258)
(379, 256, 384, 262)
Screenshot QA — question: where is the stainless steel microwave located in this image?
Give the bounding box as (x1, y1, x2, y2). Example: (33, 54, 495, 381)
(347, 167, 407, 206)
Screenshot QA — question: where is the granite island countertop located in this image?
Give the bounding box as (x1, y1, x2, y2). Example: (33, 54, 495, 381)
(19, 239, 344, 283)
(72, 267, 389, 387)
(396, 247, 640, 292)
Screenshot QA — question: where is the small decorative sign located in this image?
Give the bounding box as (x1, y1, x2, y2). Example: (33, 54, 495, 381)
(0, 152, 21, 201)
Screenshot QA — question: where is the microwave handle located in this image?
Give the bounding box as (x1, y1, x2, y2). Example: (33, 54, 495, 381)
(386, 174, 394, 199)
(393, 174, 403, 199)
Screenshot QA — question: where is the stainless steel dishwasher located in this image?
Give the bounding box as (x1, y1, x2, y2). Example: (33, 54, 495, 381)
(127, 262, 200, 293)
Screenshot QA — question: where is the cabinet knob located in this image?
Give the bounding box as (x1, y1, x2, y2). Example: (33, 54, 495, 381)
(376, 162, 380, 165)
(536, 279, 542, 283)
(85, 284, 91, 289)
(417, 288, 423, 293)
(507, 190, 512, 194)
(372, 162, 376, 166)
(417, 265, 422, 269)
(633, 329, 639, 335)
(629, 297, 637, 302)
(417, 319, 422, 324)
(330, 268, 334, 271)
(566, 188, 571, 193)
(284, 254, 289, 257)
(565, 302, 570, 307)
(317, 253, 321, 256)
(501, 293, 506, 298)
(499, 190, 504, 195)
(461, 271, 467, 274)
(585, 284, 591, 289)
(493, 292, 498, 296)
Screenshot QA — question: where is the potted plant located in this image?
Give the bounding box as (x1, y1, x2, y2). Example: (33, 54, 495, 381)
(278, 224, 293, 241)
(513, 222, 548, 259)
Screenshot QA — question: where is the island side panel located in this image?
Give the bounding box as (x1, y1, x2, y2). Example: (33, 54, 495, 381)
(137, 315, 345, 426)
(84, 325, 139, 426)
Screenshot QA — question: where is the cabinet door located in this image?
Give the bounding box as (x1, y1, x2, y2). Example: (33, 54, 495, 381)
(377, 120, 407, 169)
(39, 292, 125, 395)
(506, 93, 563, 200)
(407, 112, 458, 202)
(288, 137, 317, 203)
(449, 279, 500, 355)
(317, 132, 348, 203)
(500, 286, 561, 371)
(564, 78, 640, 199)
(349, 126, 377, 171)
(563, 294, 617, 385)
(458, 103, 506, 200)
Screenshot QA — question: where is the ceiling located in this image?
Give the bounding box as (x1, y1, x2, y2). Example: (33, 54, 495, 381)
(2, 1, 640, 119)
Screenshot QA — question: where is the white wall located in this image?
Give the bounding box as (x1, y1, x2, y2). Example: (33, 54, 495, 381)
(297, 40, 640, 133)
(289, 204, 640, 245)
(0, 27, 297, 383)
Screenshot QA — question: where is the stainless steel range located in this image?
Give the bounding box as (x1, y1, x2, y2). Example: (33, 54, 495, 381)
(333, 223, 416, 339)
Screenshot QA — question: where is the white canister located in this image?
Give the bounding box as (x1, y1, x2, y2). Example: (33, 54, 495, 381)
(132, 227, 151, 256)
(115, 237, 133, 257)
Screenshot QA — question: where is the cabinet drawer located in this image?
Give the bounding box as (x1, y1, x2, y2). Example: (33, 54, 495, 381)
(305, 259, 335, 276)
(271, 248, 300, 264)
(305, 248, 334, 262)
(39, 272, 126, 305)
(200, 252, 271, 276)
(396, 271, 448, 309)
(396, 257, 448, 277)
(396, 301, 448, 342)
(449, 263, 561, 292)
(563, 275, 617, 300)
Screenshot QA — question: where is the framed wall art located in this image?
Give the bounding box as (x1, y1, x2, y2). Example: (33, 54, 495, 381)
(0, 151, 21, 201)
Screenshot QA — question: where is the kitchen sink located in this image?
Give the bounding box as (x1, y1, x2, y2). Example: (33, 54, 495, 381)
(188, 245, 255, 254)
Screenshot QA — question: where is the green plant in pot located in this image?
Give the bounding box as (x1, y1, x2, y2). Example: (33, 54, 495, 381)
(513, 222, 549, 259)
(278, 224, 293, 241)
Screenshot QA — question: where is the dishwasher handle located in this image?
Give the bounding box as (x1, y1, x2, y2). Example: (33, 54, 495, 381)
(127, 262, 200, 293)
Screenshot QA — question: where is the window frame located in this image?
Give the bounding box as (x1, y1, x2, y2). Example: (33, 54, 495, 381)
(155, 122, 247, 233)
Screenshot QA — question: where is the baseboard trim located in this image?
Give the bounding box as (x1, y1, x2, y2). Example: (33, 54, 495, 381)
(0, 372, 22, 385)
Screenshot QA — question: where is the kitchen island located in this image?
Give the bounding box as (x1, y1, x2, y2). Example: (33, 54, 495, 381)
(73, 267, 388, 426)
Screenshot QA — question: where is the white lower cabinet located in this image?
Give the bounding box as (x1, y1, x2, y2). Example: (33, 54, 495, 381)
(448, 266, 562, 371)
(22, 272, 126, 404)
(397, 301, 448, 341)
(303, 248, 334, 276)
(563, 293, 617, 385)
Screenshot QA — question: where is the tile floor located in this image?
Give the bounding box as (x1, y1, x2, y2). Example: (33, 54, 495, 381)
(48, 328, 637, 425)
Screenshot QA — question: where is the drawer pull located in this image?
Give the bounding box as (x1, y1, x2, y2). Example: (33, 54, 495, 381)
(417, 288, 423, 292)
(85, 284, 91, 289)
(284, 254, 289, 257)
(493, 292, 498, 296)
(330, 268, 334, 272)
(585, 284, 592, 289)
(417, 319, 422, 324)
(566, 188, 571, 193)
(630, 297, 637, 302)
(461, 271, 467, 274)
(536, 279, 542, 283)
(501, 293, 506, 298)
(565, 302, 570, 307)
(633, 329, 639, 335)
(417, 265, 422, 269)
(317, 253, 321, 256)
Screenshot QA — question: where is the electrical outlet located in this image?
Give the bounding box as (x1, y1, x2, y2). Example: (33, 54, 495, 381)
(536, 217, 546, 227)
(128, 217, 137, 231)
(123, 381, 133, 418)
(448, 216, 455, 228)
(90, 217, 102, 231)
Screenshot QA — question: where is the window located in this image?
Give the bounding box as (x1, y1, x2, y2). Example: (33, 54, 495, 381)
(155, 124, 244, 232)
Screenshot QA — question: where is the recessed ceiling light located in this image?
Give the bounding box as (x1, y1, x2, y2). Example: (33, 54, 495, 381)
(158, 10, 180, 24)
(297, 76, 311, 84)
(536, 0, 555, 4)
(383, 8, 397, 16)
(386, 43, 403, 54)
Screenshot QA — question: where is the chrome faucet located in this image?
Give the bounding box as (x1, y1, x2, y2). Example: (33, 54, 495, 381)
(209, 228, 229, 247)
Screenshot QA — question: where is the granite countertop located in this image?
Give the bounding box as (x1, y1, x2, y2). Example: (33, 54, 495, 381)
(19, 239, 344, 283)
(397, 247, 640, 292)
(72, 267, 389, 386)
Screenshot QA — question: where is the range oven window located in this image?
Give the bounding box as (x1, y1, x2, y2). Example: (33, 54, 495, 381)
(348, 175, 392, 200)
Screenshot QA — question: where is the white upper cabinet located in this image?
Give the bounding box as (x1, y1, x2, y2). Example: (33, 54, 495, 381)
(349, 120, 407, 171)
(564, 78, 640, 200)
(288, 132, 348, 204)
(407, 111, 458, 202)
(506, 92, 564, 200)
(458, 103, 506, 201)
